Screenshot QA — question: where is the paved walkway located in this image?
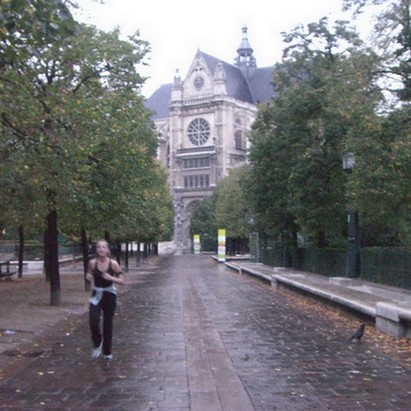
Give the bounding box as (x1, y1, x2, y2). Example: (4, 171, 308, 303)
(226, 260, 411, 338)
(0, 254, 410, 410)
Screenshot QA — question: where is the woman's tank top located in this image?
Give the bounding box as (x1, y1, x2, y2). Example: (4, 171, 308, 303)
(93, 259, 116, 288)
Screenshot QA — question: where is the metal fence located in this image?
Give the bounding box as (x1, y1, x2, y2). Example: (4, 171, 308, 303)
(256, 238, 411, 290)
(292, 248, 347, 277)
(0, 242, 82, 261)
(361, 247, 411, 289)
(249, 232, 261, 263)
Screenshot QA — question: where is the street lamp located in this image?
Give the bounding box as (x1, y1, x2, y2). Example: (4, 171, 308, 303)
(342, 152, 360, 278)
(342, 152, 356, 171)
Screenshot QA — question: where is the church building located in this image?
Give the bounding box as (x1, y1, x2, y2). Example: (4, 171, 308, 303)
(145, 26, 274, 253)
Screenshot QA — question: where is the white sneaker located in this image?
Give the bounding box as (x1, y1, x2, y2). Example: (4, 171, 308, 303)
(104, 354, 113, 361)
(92, 342, 102, 359)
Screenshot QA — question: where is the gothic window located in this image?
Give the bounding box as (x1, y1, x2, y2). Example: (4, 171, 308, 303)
(167, 144, 170, 168)
(184, 174, 210, 189)
(235, 130, 244, 150)
(187, 118, 210, 146)
(182, 157, 210, 169)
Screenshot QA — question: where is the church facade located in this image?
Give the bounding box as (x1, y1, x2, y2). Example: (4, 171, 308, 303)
(146, 27, 274, 253)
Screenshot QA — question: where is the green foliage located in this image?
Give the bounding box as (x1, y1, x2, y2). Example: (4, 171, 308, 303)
(0, 0, 77, 64)
(250, 18, 381, 247)
(249, 3, 411, 248)
(190, 165, 254, 253)
(122, 161, 174, 243)
(0, 9, 172, 245)
(390, 0, 411, 101)
(249, 106, 299, 242)
(190, 195, 216, 239)
(351, 105, 411, 245)
(214, 164, 253, 239)
(343, 0, 411, 103)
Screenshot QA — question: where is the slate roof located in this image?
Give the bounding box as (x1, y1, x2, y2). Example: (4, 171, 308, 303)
(145, 83, 172, 120)
(247, 66, 276, 104)
(201, 52, 255, 104)
(145, 51, 275, 120)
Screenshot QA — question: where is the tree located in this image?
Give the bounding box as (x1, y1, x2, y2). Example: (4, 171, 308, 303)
(0, 0, 76, 57)
(0, 20, 154, 304)
(214, 164, 253, 254)
(1, 0, 79, 304)
(347, 104, 411, 246)
(249, 104, 299, 247)
(110, 160, 174, 245)
(341, 0, 411, 245)
(343, 0, 411, 103)
(249, 18, 381, 247)
(189, 165, 254, 254)
(190, 196, 217, 252)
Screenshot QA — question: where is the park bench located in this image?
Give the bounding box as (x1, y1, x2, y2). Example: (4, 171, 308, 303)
(0, 260, 17, 281)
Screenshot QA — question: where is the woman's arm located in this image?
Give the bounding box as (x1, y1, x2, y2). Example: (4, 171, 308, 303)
(85, 259, 95, 282)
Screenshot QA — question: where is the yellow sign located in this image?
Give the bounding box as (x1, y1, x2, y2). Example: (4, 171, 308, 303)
(218, 229, 226, 262)
(193, 234, 200, 254)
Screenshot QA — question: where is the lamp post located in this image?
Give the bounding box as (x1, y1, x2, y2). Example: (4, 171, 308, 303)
(342, 153, 360, 278)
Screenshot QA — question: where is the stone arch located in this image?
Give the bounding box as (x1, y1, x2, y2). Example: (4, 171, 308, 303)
(181, 199, 203, 252)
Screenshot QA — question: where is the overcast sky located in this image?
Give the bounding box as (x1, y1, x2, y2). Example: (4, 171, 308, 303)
(73, 0, 372, 98)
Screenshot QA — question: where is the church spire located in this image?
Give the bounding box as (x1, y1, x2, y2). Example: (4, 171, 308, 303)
(235, 25, 256, 68)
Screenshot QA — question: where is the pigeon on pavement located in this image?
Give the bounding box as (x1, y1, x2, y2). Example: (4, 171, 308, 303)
(348, 324, 365, 342)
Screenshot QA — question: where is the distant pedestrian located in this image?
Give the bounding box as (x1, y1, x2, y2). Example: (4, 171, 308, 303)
(86, 239, 124, 360)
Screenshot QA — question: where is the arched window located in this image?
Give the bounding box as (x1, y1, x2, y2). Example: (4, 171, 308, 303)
(235, 130, 244, 150)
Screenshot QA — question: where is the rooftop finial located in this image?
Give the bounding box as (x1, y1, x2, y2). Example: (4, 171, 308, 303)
(235, 25, 256, 68)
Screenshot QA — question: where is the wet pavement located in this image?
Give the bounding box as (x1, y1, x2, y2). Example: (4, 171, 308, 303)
(0, 254, 410, 410)
(226, 260, 411, 339)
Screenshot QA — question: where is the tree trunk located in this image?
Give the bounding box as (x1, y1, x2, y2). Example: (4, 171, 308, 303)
(317, 230, 326, 248)
(125, 242, 129, 272)
(44, 229, 50, 282)
(46, 208, 60, 306)
(136, 242, 141, 265)
(115, 241, 121, 263)
(81, 227, 91, 291)
(104, 231, 110, 242)
(18, 225, 24, 278)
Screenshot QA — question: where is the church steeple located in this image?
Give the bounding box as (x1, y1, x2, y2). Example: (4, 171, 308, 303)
(235, 25, 256, 69)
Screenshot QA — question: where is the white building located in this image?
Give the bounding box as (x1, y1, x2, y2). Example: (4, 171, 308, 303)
(146, 27, 274, 253)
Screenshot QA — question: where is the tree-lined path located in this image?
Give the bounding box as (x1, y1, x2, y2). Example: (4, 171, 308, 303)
(0, 254, 410, 410)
